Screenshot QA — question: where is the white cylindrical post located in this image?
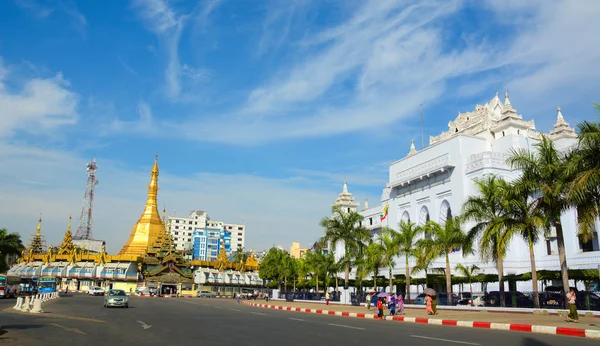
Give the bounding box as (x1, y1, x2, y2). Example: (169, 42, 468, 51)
(13, 297, 23, 310)
(20, 296, 30, 312)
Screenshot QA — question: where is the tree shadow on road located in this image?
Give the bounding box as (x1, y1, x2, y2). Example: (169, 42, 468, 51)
(1, 324, 44, 331)
(0, 324, 44, 345)
(520, 337, 551, 346)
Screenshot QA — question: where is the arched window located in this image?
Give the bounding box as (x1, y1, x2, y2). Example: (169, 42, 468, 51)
(419, 206, 431, 239)
(439, 200, 452, 227)
(419, 206, 429, 226)
(401, 211, 410, 224)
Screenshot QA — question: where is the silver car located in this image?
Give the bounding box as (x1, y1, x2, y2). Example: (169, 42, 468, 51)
(103, 289, 129, 308)
(196, 291, 216, 298)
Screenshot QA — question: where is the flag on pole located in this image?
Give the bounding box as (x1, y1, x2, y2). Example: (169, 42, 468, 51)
(380, 203, 389, 222)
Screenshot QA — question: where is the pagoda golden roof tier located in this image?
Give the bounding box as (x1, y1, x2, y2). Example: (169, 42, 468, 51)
(119, 154, 165, 257)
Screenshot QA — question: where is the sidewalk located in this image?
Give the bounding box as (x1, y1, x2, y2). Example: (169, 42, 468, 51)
(244, 300, 600, 339)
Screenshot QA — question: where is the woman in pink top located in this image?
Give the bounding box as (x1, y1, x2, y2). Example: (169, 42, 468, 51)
(566, 288, 578, 322)
(425, 295, 434, 315)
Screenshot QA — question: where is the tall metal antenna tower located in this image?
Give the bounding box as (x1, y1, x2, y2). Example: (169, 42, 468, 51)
(74, 159, 99, 240)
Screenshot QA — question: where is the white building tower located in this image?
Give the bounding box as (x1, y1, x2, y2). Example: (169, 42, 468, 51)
(329, 181, 360, 262)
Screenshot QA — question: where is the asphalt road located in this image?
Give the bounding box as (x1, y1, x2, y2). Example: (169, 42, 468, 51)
(0, 295, 597, 346)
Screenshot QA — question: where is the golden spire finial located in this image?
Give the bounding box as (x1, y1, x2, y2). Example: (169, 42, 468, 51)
(146, 154, 159, 208)
(36, 216, 42, 236)
(152, 153, 159, 174)
(67, 215, 72, 232)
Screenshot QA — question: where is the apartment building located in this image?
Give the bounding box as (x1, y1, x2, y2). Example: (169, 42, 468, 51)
(167, 210, 245, 261)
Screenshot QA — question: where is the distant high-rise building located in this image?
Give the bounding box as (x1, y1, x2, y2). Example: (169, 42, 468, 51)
(167, 210, 244, 260)
(223, 223, 246, 251)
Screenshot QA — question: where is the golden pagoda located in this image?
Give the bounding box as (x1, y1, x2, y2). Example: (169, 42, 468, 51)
(57, 216, 75, 255)
(119, 154, 165, 257)
(28, 217, 46, 255)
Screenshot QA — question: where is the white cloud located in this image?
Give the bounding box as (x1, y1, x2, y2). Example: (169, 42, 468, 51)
(15, 0, 88, 35)
(117, 0, 600, 145)
(0, 59, 78, 138)
(502, 1, 600, 106)
(106, 100, 158, 135)
(132, 0, 214, 101)
(0, 143, 346, 254)
(255, 0, 307, 57)
(14, 0, 53, 18)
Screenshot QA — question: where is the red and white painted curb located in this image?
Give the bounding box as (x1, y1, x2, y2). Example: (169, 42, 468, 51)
(244, 302, 600, 339)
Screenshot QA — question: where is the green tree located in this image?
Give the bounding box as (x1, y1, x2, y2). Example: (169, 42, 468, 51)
(396, 221, 423, 301)
(364, 242, 385, 291)
(566, 105, 600, 240)
(462, 176, 513, 307)
(454, 264, 480, 298)
(499, 183, 548, 308)
(232, 247, 248, 263)
(320, 206, 370, 290)
(413, 240, 437, 289)
(282, 255, 298, 291)
(380, 228, 400, 294)
(507, 136, 572, 300)
(258, 247, 287, 289)
(0, 228, 24, 272)
(418, 218, 472, 305)
(305, 251, 326, 293)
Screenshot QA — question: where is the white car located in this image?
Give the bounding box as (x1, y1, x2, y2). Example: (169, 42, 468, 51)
(88, 287, 105, 296)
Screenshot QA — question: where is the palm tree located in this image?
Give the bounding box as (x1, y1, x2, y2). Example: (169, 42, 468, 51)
(566, 107, 600, 240)
(354, 256, 370, 294)
(455, 264, 480, 298)
(322, 252, 338, 291)
(462, 175, 513, 307)
(500, 183, 547, 308)
(232, 247, 248, 263)
(380, 228, 400, 293)
(320, 206, 370, 290)
(283, 255, 298, 291)
(413, 241, 437, 289)
(364, 242, 385, 291)
(296, 258, 309, 288)
(418, 218, 472, 305)
(396, 221, 423, 302)
(507, 136, 572, 300)
(305, 251, 326, 294)
(0, 228, 24, 272)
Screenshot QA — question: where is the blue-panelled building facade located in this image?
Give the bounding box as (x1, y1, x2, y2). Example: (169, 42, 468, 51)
(192, 225, 232, 261)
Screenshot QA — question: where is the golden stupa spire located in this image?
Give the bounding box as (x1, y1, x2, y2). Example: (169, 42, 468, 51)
(119, 154, 166, 257)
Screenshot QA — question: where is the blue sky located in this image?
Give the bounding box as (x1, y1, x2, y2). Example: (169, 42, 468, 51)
(0, 0, 599, 253)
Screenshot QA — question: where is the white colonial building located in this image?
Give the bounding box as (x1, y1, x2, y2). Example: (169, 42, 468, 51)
(348, 93, 600, 294)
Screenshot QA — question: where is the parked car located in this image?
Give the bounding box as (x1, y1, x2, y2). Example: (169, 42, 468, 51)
(483, 291, 533, 308)
(541, 287, 565, 309)
(196, 291, 216, 298)
(88, 286, 105, 296)
(577, 291, 600, 311)
(457, 295, 484, 307)
(103, 289, 129, 308)
(414, 293, 426, 305)
(437, 293, 460, 306)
